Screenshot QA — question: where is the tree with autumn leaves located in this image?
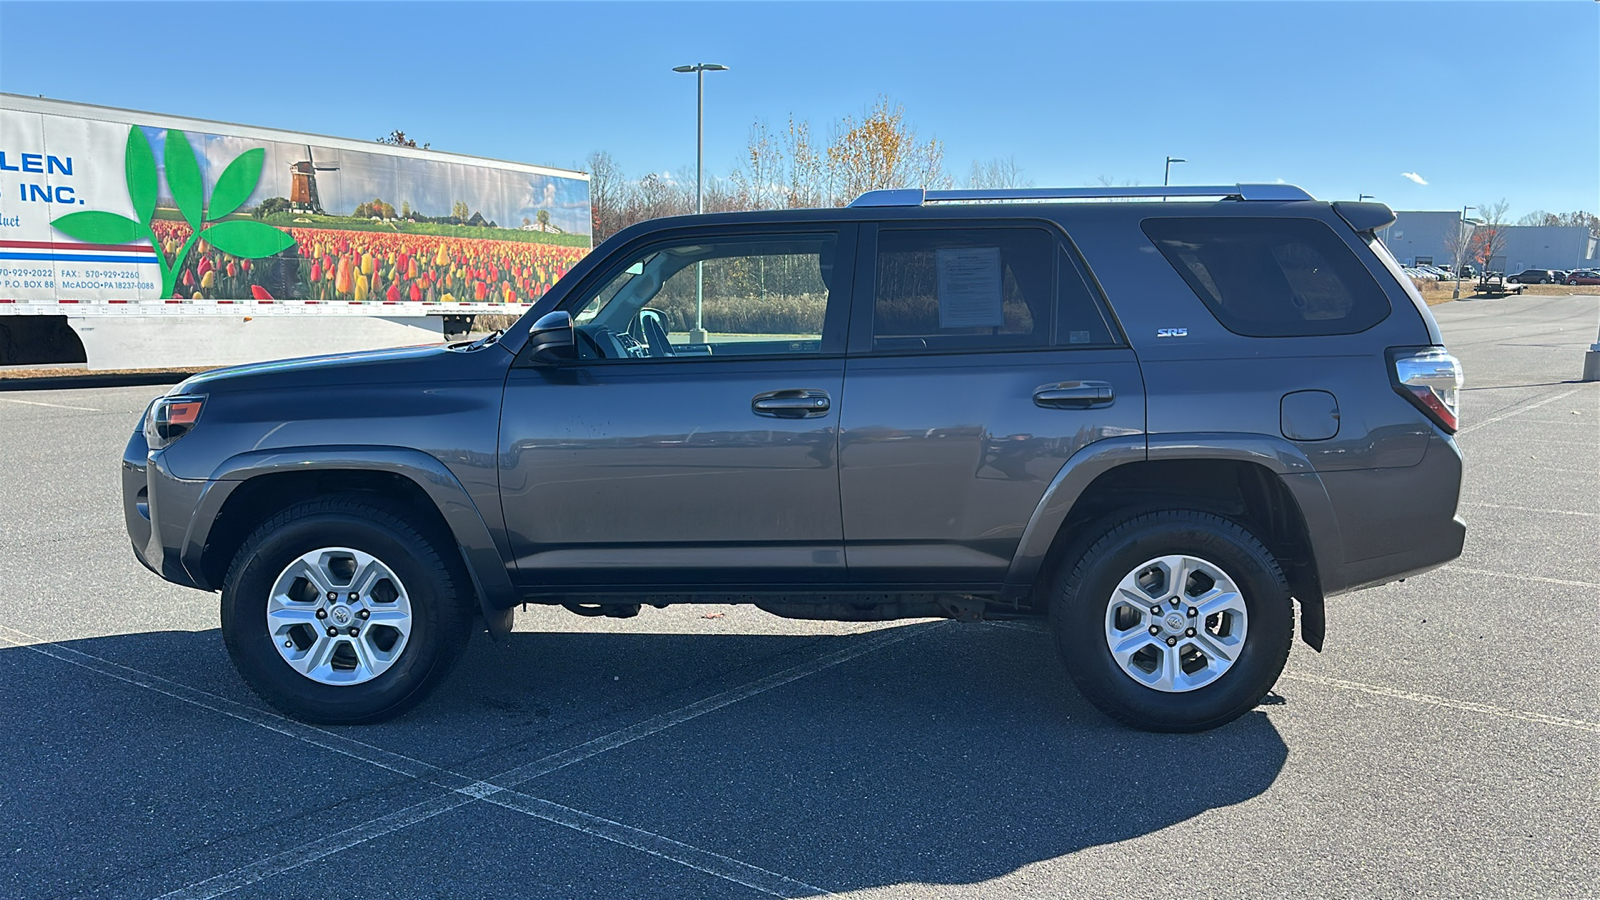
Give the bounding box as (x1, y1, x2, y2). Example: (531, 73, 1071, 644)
(586, 96, 1029, 241)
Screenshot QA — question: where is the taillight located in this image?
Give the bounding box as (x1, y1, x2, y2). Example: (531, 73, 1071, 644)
(1389, 347, 1462, 433)
(146, 394, 206, 447)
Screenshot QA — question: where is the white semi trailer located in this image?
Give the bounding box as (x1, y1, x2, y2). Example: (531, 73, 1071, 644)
(0, 95, 591, 369)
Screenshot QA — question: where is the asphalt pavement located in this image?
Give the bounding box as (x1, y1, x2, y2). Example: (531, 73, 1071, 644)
(1, 295, 1596, 899)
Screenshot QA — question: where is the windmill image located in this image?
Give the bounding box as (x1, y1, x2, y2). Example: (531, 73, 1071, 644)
(289, 146, 338, 215)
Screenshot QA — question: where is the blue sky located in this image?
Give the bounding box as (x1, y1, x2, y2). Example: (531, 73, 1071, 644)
(1, 1, 1594, 218)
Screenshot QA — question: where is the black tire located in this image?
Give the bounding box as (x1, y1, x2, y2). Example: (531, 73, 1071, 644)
(1048, 510, 1293, 733)
(220, 495, 476, 724)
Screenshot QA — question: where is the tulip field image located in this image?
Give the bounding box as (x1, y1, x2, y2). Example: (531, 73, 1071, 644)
(149, 219, 587, 303)
(8, 109, 592, 306)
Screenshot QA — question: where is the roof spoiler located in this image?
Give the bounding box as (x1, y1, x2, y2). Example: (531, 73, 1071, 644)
(1332, 200, 1396, 234)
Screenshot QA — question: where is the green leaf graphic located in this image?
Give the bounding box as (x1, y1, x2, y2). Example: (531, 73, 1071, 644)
(199, 220, 294, 258)
(125, 128, 158, 226)
(206, 148, 264, 221)
(164, 129, 204, 228)
(52, 211, 142, 244)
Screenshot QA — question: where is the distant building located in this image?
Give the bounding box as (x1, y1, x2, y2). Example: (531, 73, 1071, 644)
(1378, 211, 1599, 272)
(1377, 212, 1463, 268)
(1500, 226, 1598, 273)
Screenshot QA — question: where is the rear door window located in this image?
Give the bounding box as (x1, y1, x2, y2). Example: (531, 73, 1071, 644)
(865, 226, 1120, 353)
(870, 227, 1053, 352)
(1141, 217, 1391, 337)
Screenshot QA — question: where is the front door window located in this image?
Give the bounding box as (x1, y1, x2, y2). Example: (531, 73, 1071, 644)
(570, 234, 838, 360)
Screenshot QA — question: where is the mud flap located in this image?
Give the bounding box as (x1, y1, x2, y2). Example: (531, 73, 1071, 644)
(1297, 595, 1325, 652)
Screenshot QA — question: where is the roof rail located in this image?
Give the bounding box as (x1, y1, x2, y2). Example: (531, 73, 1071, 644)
(848, 183, 1315, 208)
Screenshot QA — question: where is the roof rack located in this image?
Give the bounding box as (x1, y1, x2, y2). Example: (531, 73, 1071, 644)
(848, 183, 1315, 208)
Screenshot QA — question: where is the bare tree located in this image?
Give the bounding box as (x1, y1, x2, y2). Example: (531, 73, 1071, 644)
(784, 116, 827, 208)
(1517, 209, 1600, 232)
(732, 121, 784, 210)
(1443, 217, 1482, 296)
(968, 156, 1033, 190)
(377, 130, 429, 149)
(1092, 175, 1144, 201)
(585, 150, 627, 241)
(1475, 199, 1512, 274)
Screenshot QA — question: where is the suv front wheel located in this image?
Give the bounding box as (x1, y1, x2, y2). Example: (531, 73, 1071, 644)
(1050, 510, 1293, 732)
(220, 496, 476, 724)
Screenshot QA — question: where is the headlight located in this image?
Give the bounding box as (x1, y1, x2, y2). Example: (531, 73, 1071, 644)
(145, 394, 206, 449)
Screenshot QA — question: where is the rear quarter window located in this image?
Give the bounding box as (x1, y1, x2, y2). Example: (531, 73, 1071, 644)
(1141, 217, 1392, 337)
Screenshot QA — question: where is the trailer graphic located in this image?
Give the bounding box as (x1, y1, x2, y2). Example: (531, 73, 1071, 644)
(0, 94, 591, 369)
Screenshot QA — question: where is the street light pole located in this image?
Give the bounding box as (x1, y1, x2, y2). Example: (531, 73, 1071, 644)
(673, 63, 728, 343)
(1453, 205, 1475, 300)
(1358, 194, 1374, 202)
(1163, 156, 1184, 201)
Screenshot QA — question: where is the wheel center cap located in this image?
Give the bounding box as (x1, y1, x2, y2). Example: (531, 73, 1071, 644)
(330, 605, 352, 626)
(1163, 612, 1186, 633)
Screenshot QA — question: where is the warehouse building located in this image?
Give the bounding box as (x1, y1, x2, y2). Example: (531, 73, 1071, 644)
(1378, 211, 1599, 272)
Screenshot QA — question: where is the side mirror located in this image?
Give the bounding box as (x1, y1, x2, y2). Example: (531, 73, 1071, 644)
(525, 310, 576, 363)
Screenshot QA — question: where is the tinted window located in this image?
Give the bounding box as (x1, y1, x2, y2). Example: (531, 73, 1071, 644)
(1142, 217, 1391, 337)
(1056, 247, 1119, 347)
(571, 234, 836, 360)
(872, 227, 1053, 352)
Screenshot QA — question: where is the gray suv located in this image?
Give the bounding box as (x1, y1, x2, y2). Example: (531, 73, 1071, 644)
(122, 184, 1466, 732)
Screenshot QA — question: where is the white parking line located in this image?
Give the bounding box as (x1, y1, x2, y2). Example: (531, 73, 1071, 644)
(1506, 436, 1599, 449)
(157, 792, 479, 900)
(1442, 566, 1600, 589)
(0, 395, 100, 411)
(485, 790, 834, 898)
(2, 622, 935, 899)
(1460, 501, 1600, 518)
(489, 624, 942, 788)
(1279, 672, 1600, 733)
(0, 624, 471, 787)
(984, 619, 1600, 734)
(1456, 387, 1587, 435)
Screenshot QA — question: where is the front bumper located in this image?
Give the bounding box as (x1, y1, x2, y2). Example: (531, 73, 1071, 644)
(122, 429, 211, 590)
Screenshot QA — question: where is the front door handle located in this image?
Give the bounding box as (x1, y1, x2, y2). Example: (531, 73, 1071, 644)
(1034, 381, 1115, 409)
(753, 389, 831, 418)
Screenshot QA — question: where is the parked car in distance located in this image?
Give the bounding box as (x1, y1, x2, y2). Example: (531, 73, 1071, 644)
(1566, 269, 1600, 285)
(1418, 266, 1452, 280)
(1455, 264, 1477, 278)
(122, 185, 1466, 733)
(1549, 270, 1568, 284)
(1508, 269, 1555, 284)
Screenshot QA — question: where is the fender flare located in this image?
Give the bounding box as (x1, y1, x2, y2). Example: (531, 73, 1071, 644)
(183, 446, 516, 638)
(1004, 433, 1344, 646)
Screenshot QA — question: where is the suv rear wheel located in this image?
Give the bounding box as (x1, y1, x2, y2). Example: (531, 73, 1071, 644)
(220, 496, 476, 724)
(1049, 510, 1292, 732)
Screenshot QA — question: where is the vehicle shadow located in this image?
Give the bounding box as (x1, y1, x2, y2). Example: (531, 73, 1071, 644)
(420, 620, 1291, 892)
(1, 623, 1288, 896)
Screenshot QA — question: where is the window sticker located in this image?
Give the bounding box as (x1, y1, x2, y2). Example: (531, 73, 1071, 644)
(935, 246, 1004, 328)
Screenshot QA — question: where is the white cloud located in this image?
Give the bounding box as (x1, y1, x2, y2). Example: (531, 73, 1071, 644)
(1401, 172, 1428, 185)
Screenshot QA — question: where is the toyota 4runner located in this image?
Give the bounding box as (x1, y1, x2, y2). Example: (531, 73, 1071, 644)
(123, 183, 1466, 732)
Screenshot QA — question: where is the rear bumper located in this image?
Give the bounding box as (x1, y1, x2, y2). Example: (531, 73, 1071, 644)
(1319, 431, 1466, 595)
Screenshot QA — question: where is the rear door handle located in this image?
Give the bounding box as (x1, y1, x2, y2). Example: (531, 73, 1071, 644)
(753, 389, 831, 418)
(1034, 381, 1115, 409)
